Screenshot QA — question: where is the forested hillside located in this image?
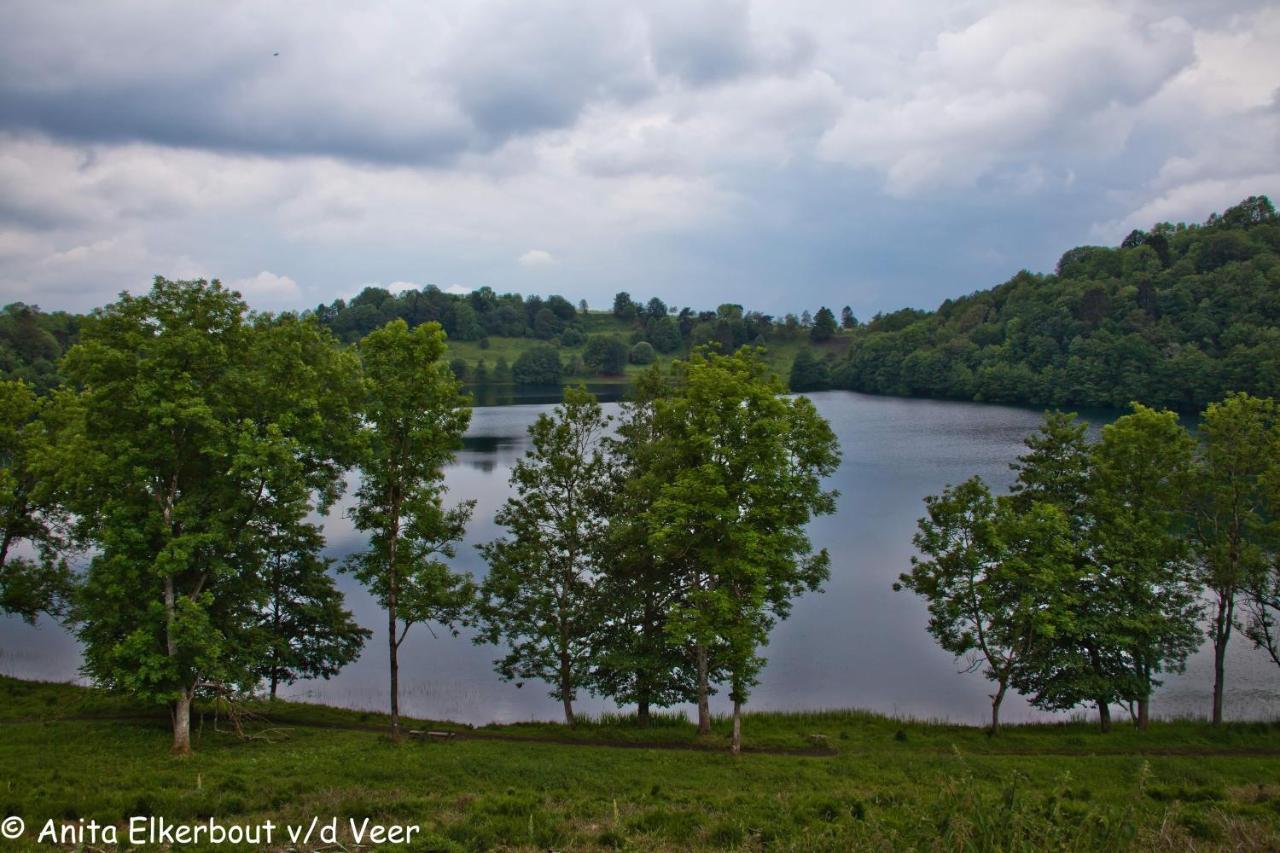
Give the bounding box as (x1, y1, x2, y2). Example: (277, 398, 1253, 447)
(829, 196, 1280, 410)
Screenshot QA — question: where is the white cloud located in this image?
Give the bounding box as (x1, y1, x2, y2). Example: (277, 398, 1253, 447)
(517, 249, 556, 267)
(385, 280, 420, 294)
(230, 270, 301, 310)
(444, 283, 472, 295)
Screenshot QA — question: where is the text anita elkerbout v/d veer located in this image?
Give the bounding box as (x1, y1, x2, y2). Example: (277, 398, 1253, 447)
(27, 815, 421, 846)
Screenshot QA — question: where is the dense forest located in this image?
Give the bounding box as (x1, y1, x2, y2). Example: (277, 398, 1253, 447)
(823, 195, 1280, 410)
(3, 196, 1276, 410)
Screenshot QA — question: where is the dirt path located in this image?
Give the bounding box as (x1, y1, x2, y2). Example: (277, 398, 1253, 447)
(7, 712, 1280, 758)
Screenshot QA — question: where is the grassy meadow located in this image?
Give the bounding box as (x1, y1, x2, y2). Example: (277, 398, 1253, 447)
(3, 676, 1278, 851)
(440, 312, 854, 389)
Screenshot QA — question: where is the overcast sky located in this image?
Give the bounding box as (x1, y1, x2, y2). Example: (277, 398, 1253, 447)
(1, 1, 1277, 317)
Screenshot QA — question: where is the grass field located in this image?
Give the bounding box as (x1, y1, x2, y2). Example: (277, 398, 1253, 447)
(3, 675, 1278, 850)
(441, 313, 853, 391)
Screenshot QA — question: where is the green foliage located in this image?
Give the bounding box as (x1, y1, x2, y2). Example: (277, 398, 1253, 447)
(897, 477, 1077, 732)
(0, 303, 79, 392)
(512, 343, 563, 385)
(314, 284, 582, 344)
(476, 387, 612, 723)
(628, 340, 656, 365)
(584, 334, 628, 375)
(834, 195, 1280, 409)
(345, 319, 475, 733)
(811, 306, 837, 342)
(789, 349, 831, 391)
(253, 520, 369, 698)
(57, 278, 364, 751)
(0, 379, 73, 622)
(645, 348, 840, 744)
(1190, 393, 1278, 722)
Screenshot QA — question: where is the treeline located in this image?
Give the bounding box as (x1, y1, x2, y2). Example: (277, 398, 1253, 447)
(0, 302, 80, 393)
(816, 195, 1280, 409)
(898, 396, 1280, 732)
(0, 278, 837, 755)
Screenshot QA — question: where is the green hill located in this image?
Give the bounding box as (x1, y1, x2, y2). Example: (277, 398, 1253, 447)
(831, 196, 1280, 410)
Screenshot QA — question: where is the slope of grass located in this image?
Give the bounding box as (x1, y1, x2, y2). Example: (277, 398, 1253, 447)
(3, 676, 1279, 850)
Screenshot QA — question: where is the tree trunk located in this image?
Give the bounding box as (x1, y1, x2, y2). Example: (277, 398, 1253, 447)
(637, 697, 651, 728)
(695, 642, 711, 736)
(388, 602, 400, 739)
(171, 689, 193, 756)
(269, 670, 279, 701)
(387, 504, 401, 741)
(562, 694, 576, 727)
(1097, 700, 1111, 734)
(1211, 592, 1234, 726)
(990, 679, 1008, 736)
(730, 696, 742, 755)
(1137, 697, 1149, 730)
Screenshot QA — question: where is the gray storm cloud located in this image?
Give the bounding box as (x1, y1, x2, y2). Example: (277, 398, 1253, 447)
(0, 0, 1277, 314)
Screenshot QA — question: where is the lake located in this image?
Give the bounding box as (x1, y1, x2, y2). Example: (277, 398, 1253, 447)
(2, 391, 1276, 725)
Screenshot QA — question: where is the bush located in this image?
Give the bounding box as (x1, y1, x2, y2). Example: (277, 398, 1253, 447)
(629, 341, 656, 365)
(584, 335, 628, 375)
(512, 345, 562, 385)
(560, 327, 585, 347)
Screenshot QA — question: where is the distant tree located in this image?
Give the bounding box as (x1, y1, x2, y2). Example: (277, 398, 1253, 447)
(629, 341, 656, 365)
(1190, 393, 1275, 724)
(448, 357, 468, 383)
(584, 335, 628, 375)
(645, 297, 667, 319)
(613, 292, 637, 320)
(345, 319, 475, 739)
(513, 344, 563, 385)
(0, 380, 73, 622)
(646, 316, 683, 354)
(533, 307, 562, 340)
(476, 388, 611, 725)
(840, 306, 857, 329)
(811, 307, 837, 342)
(800, 310, 813, 327)
(560, 326, 585, 347)
(897, 477, 1076, 734)
(579, 298, 589, 314)
(789, 350, 831, 392)
(494, 356, 513, 384)
(255, 520, 369, 699)
(473, 358, 489, 385)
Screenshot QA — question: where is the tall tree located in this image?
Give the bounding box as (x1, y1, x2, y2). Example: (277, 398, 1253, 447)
(648, 348, 839, 751)
(1006, 412, 1127, 731)
(0, 380, 73, 622)
(61, 279, 362, 754)
(1088, 405, 1202, 728)
(346, 318, 474, 739)
(593, 368, 699, 724)
(1190, 393, 1275, 724)
(253, 519, 369, 699)
(476, 387, 611, 725)
(810, 307, 837, 342)
(897, 477, 1076, 734)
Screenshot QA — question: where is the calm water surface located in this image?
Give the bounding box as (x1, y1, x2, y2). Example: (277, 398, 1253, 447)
(3, 392, 1276, 724)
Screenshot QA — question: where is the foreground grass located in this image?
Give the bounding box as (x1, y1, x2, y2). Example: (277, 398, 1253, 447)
(2, 677, 1279, 851)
